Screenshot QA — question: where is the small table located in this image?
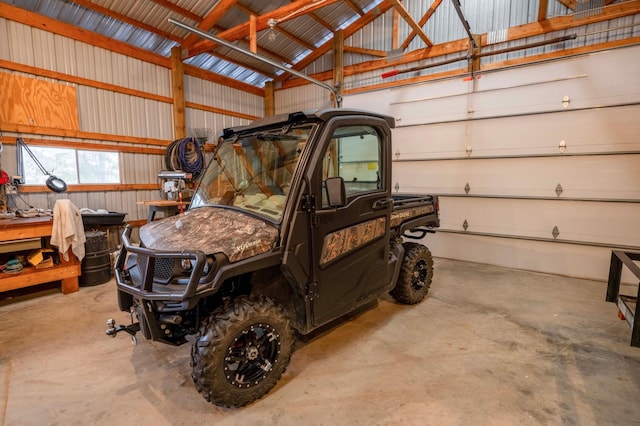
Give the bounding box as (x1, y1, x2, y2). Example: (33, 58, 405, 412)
(137, 200, 189, 223)
(0, 217, 80, 294)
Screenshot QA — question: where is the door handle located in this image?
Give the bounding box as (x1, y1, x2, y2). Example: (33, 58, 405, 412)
(372, 198, 393, 210)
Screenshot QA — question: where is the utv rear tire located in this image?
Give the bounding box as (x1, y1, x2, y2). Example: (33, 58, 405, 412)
(390, 242, 433, 305)
(191, 296, 294, 408)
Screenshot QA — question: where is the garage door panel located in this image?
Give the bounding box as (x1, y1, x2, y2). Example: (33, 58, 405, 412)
(434, 197, 640, 248)
(393, 155, 640, 200)
(393, 105, 640, 160)
(425, 232, 638, 283)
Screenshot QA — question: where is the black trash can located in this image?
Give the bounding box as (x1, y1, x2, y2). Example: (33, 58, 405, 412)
(80, 231, 111, 286)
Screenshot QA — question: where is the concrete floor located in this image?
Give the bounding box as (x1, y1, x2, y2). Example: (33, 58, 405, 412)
(1, 258, 639, 425)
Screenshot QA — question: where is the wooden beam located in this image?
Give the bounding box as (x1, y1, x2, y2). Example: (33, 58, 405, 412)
(183, 64, 264, 96)
(0, 2, 263, 96)
(150, 0, 203, 23)
(327, 0, 640, 82)
(19, 184, 160, 193)
(274, 27, 316, 51)
(185, 101, 259, 121)
(0, 2, 169, 68)
(1, 122, 169, 147)
(343, 0, 364, 16)
(388, 0, 433, 47)
(344, 46, 388, 57)
(0, 59, 172, 104)
(275, 0, 393, 83)
(181, 0, 238, 50)
(186, 0, 342, 58)
(401, 0, 442, 50)
(3, 137, 165, 155)
(558, 0, 576, 10)
(171, 47, 186, 140)
(392, 9, 399, 50)
(67, 0, 182, 43)
(538, 0, 549, 21)
(250, 14, 258, 53)
(507, 0, 640, 40)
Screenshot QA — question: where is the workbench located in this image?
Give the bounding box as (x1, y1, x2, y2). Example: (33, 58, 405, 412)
(137, 200, 189, 222)
(0, 216, 80, 294)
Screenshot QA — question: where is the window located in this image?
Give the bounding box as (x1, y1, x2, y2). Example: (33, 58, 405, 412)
(321, 125, 382, 207)
(19, 145, 120, 185)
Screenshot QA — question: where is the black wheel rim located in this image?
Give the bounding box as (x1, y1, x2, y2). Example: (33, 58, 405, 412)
(411, 259, 428, 291)
(224, 323, 281, 388)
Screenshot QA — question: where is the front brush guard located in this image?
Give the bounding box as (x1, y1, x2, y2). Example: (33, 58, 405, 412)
(115, 226, 207, 308)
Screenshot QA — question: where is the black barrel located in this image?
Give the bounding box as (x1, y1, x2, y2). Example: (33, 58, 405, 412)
(80, 231, 111, 286)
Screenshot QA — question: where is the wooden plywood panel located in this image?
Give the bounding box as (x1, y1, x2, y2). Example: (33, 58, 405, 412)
(0, 71, 79, 130)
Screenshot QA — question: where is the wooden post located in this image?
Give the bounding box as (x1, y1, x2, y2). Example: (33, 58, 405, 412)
(264, 81, 275, 116)
(171, 47, 186, 140)
(249, 15, 257, 53)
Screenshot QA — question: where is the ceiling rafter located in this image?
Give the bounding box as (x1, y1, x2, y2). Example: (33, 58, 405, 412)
(150, 0, 202, 23)
(186, 0, 342, 59)
(180, 0, 238, 50)
(64, 0, 276, 78)
(66, 0, 182, 43)
(401, 0, 441, 50)
(388, 0, 432, 47)
(284, 0, 336, 31)
(344, 46, 388, 57)
(234, 2, 316, 51)
(538, 0, 549, 21)
(274, 0, 394, 83)
(343, 0, 365, 16)
(557, 0, 616, 11)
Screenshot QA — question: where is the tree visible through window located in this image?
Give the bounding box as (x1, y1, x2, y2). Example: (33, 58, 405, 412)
(20, 146, 120, 185)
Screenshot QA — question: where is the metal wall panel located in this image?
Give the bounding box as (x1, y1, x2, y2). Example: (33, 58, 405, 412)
(0, 19, 261, 225)
(275, 84, 335, 113)
(343, 45, 640, 280)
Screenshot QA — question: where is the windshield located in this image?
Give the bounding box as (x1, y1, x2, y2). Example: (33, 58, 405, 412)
(190, 123, 316, 221)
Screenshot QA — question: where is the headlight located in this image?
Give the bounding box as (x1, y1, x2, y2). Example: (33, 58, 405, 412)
(181, 259, 192, 271)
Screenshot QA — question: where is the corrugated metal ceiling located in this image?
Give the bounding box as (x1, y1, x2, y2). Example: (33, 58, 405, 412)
(2, 0, 636, 89)
(2, 0, 389, 87)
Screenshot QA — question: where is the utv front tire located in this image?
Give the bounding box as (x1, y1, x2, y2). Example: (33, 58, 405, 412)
(191, 296, 294, 408)
(390, 242, 433, 305)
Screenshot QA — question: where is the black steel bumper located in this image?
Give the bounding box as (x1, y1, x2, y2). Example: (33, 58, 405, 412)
(114, 226, 207, 309)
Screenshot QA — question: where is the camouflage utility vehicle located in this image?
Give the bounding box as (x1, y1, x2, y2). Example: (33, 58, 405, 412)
(107, 108, 440, 407)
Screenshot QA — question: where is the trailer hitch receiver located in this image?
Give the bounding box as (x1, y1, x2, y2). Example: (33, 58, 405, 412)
(106, 319, 141, 345)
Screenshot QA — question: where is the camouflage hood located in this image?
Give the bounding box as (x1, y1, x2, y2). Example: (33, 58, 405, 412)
(138, 207, 278, 262)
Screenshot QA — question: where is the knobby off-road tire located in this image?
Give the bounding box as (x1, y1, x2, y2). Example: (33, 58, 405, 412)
(191, 296, 294, 408)
(390, 242, 433, 305)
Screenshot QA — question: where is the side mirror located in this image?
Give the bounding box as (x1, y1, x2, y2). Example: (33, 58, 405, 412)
(325, 176, 346, 207)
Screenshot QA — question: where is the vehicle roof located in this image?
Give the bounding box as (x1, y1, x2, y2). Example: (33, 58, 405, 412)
(220, 108, 395, 138)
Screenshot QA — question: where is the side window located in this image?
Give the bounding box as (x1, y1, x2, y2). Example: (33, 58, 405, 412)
(321, 125, 383, 208)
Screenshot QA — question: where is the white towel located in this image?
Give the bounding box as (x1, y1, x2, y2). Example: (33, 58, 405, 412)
(51, 199, 86, 262)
